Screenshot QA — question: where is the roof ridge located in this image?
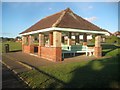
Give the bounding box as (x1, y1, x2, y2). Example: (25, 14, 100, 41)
(52, 8, 74, 27)
(52, 9, 68, 27)
(53, 8, 88, 27)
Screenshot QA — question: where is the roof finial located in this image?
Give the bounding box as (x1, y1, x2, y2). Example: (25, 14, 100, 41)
(66, 7, 70, 10)
(65, 8, 72, 13)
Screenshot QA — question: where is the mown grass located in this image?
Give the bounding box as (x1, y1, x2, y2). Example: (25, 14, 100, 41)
(20, 43, 120, 88)
(20, 70, 65, 88)
(20, 55, 119, 88)
(105, 48, 120, 57)
(2, 42, 120, 88)
(0, 41, 22, 53)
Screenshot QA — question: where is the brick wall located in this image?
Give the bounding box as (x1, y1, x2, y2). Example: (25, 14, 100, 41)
(23, 45, 34, 53)
(38, 46, 62, 62)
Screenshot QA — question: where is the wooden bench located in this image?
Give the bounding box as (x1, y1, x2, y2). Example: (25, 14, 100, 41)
(62, 45, 94, 58)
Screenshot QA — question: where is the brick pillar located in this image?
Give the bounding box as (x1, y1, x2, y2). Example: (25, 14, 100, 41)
(83, 33, 87, 46)
(29, 35, 34, 46)
(75, 34, 79, 45)
(38, 33, 44, 56)
(53, 31, 62, 62)
(22, 36, 25, 52)
(49, 32, 53, 46)
(22, 36, 25, 45)
(22, 36, 28, 52)
(24, 36, 27, 45)
(68, 32, 72, 45)
(94, 36, 102, 58)
(39, 33, 45, 46)
(28, 35, 34, 53)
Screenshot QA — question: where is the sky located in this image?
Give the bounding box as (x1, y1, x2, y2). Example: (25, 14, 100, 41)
(2, 2, 118, 38)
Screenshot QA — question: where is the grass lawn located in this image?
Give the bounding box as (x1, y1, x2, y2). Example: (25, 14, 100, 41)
(0, 41, 22, 53)
(1, 42, 120, 88)
(20, 55, 119, 88)
(19, 43, 120, 88)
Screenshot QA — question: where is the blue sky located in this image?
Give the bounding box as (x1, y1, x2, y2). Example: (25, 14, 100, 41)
(2, 2, 118, 38)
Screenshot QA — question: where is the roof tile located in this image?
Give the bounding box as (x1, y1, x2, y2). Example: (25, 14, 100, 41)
(20, 8, 106, 34)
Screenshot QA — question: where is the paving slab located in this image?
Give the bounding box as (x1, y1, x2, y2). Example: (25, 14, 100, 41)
(2, 55, 30, 74)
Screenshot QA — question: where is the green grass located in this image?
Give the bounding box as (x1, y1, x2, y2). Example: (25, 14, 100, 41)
(0, 41, 40, 53)
(105, 48, 120, 57)
(0, 41, 22, 53)
(20, 43, 120, 88)
(2, 42, 120, 88)
(20, 70, 64, 88)
(20, 55, 119, 88)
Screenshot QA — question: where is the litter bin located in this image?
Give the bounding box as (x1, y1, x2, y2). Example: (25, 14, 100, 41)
(4, 44, 9, 53)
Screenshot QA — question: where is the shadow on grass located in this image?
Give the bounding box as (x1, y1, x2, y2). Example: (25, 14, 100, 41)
(66, 55, 120, 88)
(102, 44, 120, 56)
(48, 55, 120, 88)
(9, 50, 22, 52)
(20, 62, 71, 88)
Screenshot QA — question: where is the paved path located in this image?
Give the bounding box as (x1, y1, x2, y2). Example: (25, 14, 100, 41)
(1, 52, 96, 88)
(2, 64, 27, 88)
(2, 52, 96, 68)
(2, 52, 54, 68)
(2, 54, 30, 74)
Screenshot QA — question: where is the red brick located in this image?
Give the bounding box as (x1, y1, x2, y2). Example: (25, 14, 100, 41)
(38, 46, 62, 62)
(23, 45, 34, 53)
(94, 47, 102, 58)
(49, 32, 53, 46)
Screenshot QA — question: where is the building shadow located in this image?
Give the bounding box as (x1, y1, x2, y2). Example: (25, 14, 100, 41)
(17, 52, 119, 88)
(9, 50, 22, 53)
(64, 55, 120, 88)
(43, 55, 120, 89)
(102, 44, 120, 56)
(46, 55, 120, 88)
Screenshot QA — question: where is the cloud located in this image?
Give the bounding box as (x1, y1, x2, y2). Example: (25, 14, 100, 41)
(84, 16, 97, 22)
(48, 7, 52, 10)
(88, 6, 93, 9)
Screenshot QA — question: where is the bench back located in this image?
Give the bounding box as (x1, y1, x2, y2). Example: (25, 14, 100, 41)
(62, 45, 88, 51)
(70, 45, 82, 51)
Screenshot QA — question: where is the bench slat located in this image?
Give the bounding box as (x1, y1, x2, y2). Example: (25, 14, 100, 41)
(62, 45, 94, 58)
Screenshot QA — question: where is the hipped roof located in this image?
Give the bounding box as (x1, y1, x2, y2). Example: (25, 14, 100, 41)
(20, 8, 106, 34)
